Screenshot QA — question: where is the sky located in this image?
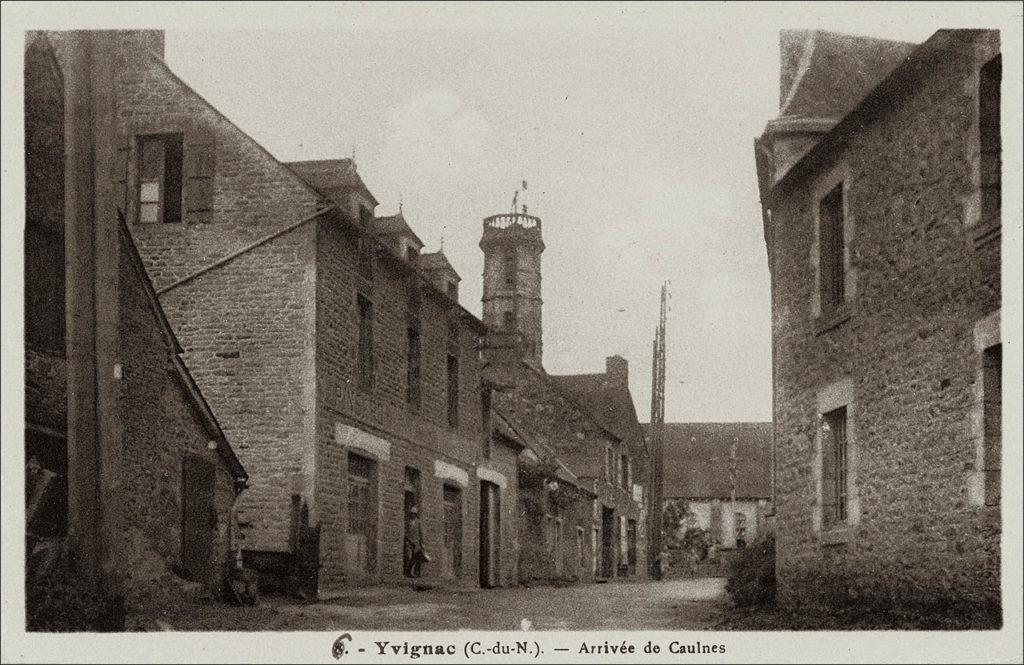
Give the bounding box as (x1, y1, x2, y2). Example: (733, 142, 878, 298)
(136, 3, 1015, 423)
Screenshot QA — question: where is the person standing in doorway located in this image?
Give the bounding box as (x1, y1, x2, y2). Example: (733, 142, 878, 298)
(404, 506, 425, 578)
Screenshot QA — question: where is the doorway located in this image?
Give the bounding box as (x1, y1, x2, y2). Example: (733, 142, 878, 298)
(478, 480, 501, 587)
(181, 454, 216, 582)
(601, 506, 615, 579)
(345, 453, 377, 584)
(443, 485, 463, 578)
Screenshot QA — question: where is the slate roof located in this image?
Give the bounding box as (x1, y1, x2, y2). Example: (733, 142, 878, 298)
(644, 422, 771, 500)
(285, 158, 379, 207)
(778, 30, 916, 120)
(375, 212, 424, 248)
(548, 373, 646, 454)
(418, 251, 460, 280)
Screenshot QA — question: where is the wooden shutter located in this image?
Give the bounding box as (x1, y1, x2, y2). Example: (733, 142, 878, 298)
(183, 127, 215, 224)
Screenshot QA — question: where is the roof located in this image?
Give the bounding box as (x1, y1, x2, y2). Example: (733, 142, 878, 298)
(493, 407, 596, 497)
(767, 29, 994, 198)
(645, 422, 771, 499)
(548, 373, 646, 454)
(374, 211, 424, 248)
(418, 251, 460, 280)
(286, 158, 379, 207)
(118, 214, 248, 484)
(778, 30, 915, 120)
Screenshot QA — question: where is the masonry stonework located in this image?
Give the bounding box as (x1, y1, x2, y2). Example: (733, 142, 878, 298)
(760, 30, 1001, 611)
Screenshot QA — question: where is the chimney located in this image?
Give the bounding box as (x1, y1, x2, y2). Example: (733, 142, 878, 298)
(606, 355, 628, 388)
(114, 30, 166, 60)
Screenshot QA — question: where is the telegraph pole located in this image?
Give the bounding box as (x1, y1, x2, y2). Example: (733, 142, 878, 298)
(649, 283, 667, 578)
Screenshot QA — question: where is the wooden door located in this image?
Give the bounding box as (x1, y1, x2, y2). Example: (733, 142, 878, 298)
(345, 454, 376, 584)
(443, 485, 463, 578)
(478, 481, 500, 587)
(181, 454, 216, 582)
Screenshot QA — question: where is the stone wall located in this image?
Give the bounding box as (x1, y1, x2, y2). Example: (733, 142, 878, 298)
(114, 40, 323, 555)
(117, 229, 239, 609)
(314, 218, 494, 593)
(767, 33, 1001, 610)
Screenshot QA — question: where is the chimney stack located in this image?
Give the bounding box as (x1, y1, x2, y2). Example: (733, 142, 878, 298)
(606, 355, 628, 388)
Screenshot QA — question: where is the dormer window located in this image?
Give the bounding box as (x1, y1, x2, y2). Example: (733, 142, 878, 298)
(359, 205, 373, 228)
(447, 281, 459, 301)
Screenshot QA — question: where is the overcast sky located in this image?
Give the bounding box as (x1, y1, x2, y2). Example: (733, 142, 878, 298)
(148, 4, 1013, 423)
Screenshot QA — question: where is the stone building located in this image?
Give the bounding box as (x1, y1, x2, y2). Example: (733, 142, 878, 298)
(480, 212, 650, 582)
(647, 423, 771, 573)
(103, 30, 515, 595)
(24, 32, 247, 625)
(755, 30, 1002, 614)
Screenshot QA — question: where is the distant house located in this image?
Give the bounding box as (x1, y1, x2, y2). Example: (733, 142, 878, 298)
(647, 423, 771, 551)
(755, 29, 1001, 613)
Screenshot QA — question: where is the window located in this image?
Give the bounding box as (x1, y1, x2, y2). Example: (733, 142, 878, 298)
(447, 320, 459, 428)
(983, 344, 1001, 506)
(480, 387, 492, 458)
(357, 295, 374, 391)
(406, 245, 419, 263)
(504, 252, 517, 288)
(447, 281, 459, 301)
(818, 183, 845, 315)
(979, 55, 1001, 227)
(406, 326, 421, 409)
(620, 454, 630, 490)
(577, 527, 586, 569)
(357, 236, 374, 279)
(735, 513, 747, 549)
(447, 353, 459, 428)
(408, 278, 421, 314)
(137, 134, 183, 224)
(503, 311, 515, 329)
(605, 447, 615, 483)
(821, 406, 848, 527)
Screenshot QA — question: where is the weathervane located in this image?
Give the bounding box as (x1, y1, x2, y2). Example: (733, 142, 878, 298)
(510, 179, 528, 215)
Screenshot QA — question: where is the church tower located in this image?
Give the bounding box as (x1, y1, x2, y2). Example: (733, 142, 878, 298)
(480, 206, 545, 365)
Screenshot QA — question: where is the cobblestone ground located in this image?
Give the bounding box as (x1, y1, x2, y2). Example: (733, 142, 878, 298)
(137, 578, 730, 631)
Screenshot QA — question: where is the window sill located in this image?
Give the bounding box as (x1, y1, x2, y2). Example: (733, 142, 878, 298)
(818, 526, 855, 546)
(814, 306, 851, 335)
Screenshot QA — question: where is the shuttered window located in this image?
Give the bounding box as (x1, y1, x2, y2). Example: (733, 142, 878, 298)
(979, 55, 1001, 227)
(357, 295, 374, 392)
(818, 183, 845, 315)
(983, 344, 1001, 506)
(132, 129, 213, 225)
(138, 134, 182, 224)
(406, 325, 421, 410)
(822, 406, 848, 527)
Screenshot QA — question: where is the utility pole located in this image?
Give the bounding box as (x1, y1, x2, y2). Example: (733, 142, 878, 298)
(649, 283, 667, 578)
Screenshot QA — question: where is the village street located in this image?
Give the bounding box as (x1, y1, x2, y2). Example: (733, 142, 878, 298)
(141, 578, 729, 632)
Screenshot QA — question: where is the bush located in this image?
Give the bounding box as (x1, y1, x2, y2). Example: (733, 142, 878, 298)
(27, 569, 124, 632)
(726, 533, 775, 608)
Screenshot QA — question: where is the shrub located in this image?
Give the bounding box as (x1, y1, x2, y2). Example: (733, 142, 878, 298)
(726, 533, 775, 608)
(27, 569, 124, 632)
